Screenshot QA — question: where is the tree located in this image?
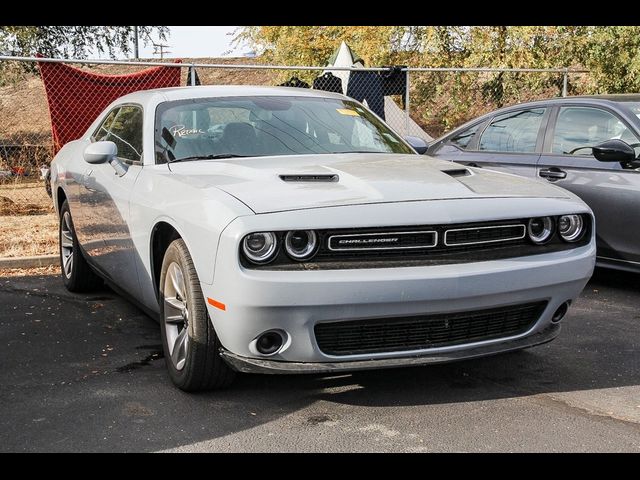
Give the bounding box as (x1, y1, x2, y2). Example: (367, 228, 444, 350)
(234, 26, 409, 67)
(0, 26, 168, 58)
(578, 26, 640, 93)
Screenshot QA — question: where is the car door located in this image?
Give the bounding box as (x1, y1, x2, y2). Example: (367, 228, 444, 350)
(451, 107, 548, 179)
(78, 104, 144, 297)
(537, 105, 640, 266)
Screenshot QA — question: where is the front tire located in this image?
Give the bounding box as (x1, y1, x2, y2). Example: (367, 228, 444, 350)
(59, 200, 102, 292)
(159, 238, 235, 391)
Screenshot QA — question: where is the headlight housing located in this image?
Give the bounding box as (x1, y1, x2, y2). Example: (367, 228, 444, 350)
(242, 232, 278, 264)
(528, 217, 554, 244)
(558, 214, 585, 242)
(284, 230, 318, 260)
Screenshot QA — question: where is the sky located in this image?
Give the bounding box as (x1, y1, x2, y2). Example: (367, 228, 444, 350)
(137, 26, 248, 59)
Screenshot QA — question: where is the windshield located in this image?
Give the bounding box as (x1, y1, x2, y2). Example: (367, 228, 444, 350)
(154, 96, 413, 163)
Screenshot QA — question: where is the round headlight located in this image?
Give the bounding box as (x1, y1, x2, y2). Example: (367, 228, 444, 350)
(528, 217, 554, 244)
(242, 232, 278, 264)
(284, 230, 318, 260)
(558, 214, 584, 242)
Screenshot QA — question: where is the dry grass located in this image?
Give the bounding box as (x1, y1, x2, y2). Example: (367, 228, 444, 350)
(0, 212, 58, 258)
(0, 264, 58, 277)
(0, 179, 52, 215)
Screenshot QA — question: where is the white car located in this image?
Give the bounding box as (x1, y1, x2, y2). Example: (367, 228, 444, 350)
(50, 86, 596, 391)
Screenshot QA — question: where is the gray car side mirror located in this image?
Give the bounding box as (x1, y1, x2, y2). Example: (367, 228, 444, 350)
(404, 135, 429, 154)
(592, 139, 636, 163)
(84, 141, 117, 164)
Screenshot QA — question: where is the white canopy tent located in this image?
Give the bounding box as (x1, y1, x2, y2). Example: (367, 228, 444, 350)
(322, 41, 433, 142)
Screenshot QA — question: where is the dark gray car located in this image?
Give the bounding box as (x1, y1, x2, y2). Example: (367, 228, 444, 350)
(428, 95, 640, 273)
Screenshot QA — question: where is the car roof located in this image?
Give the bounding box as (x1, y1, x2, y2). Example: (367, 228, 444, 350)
(507, 94, 640, 109)
(114, 85, 350, 105)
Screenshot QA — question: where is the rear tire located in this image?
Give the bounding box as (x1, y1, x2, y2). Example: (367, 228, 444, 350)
(159, 238, 235, 391)
(59, 200, 102, 292)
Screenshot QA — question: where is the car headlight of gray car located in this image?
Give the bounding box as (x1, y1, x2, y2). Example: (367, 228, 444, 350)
(242, 232, 279, 264)
(284, 230, 318, 260)
(527, 216, 555, 244)
(558, 214, 585, 242)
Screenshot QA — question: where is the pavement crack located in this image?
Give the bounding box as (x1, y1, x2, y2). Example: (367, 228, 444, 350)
(533, 393, 640, 428)
(465, 371, 640, 429)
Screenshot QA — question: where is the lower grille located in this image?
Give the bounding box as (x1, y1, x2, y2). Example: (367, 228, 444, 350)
(314, 301, 547, 356)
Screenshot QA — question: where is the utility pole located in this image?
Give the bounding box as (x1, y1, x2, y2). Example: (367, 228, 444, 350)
(133, 26, 139, 59)
(152, 42, 171, 59)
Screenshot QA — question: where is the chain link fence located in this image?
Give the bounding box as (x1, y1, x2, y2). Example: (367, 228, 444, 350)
(0, 56, 589, 218)
(407, 68, 590, 137)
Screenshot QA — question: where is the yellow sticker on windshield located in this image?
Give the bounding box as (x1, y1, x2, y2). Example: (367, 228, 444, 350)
(336, 108, 360, 116)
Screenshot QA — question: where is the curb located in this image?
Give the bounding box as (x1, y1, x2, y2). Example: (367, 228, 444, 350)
(0, 255, 58, 269)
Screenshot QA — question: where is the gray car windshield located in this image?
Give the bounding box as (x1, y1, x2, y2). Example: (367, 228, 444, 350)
(154, 96, 413, 163)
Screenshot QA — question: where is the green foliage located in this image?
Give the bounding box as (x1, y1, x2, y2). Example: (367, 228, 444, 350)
(0, 26, 168, 58)
(234, 26, 409, 84)
(580, 27, 640, 93)
(234, 26, 406, 67)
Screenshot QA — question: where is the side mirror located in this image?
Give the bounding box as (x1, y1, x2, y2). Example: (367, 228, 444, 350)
(592, 139, 636, 163)
(84, 141, 117, 164)
(404, 135, 429, 155)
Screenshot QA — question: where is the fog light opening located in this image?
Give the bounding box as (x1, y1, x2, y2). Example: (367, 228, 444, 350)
(256, 331, 284, 355)
(552, 302, 570, 323)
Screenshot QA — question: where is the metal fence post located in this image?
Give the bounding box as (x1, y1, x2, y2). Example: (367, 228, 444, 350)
(562, 68, 568, 97)
(190, 64, 196, 86)
(405, 69, 410, 136)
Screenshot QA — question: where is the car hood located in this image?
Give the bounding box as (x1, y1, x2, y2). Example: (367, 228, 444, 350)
(167, 154, 569, 214)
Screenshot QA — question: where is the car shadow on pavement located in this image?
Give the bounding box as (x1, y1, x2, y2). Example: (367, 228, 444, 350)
(1, 266, 638, 452)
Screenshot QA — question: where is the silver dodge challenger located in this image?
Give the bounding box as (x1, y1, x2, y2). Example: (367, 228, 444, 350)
(50, 86, 596, 391)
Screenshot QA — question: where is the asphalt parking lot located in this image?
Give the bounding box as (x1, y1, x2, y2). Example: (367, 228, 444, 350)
(1, 267, 639, 452)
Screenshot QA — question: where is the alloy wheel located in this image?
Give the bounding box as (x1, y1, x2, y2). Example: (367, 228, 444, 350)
(60, 211, 74, 278)
(163, 262, 190, 370)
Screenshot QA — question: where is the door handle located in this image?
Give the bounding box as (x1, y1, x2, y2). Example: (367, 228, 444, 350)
(539, 168, 567, 180)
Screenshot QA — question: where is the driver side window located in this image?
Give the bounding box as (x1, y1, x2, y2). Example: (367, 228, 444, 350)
(92, 105, 143, 164)
(93, 108, 119, 142)
(552, 107, 640, 157)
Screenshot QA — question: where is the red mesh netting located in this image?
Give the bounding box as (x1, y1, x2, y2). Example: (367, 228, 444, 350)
(37, 57, 182, 153)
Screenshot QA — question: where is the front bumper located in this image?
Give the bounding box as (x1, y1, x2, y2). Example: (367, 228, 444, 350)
(200, 199, 596, 371)
(220, 323, 560, 374)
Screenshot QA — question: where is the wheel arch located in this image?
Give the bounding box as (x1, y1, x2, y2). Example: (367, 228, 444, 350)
(150, 220, 205, 302)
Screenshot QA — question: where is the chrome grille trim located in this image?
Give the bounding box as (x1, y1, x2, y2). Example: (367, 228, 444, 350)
(328, 230, 438, 252)
(444, 224, 526, 247)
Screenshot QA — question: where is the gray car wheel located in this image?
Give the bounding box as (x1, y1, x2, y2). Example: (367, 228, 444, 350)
(58, 200, 102, 292)
(159, 238, 235, 391)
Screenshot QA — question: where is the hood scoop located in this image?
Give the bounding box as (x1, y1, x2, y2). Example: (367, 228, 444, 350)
(441, 168, 471, 178)
(280, 174, 339, 183)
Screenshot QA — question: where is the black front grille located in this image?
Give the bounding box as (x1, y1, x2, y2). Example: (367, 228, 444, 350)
(445, 225, 525, 246)
(314, 301, 547, 356)
(241, 215, 592, 270)
(328, 230, 437, 251)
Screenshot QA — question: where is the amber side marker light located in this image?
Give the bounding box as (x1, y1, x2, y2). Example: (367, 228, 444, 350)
(207, 297, 226, 311)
